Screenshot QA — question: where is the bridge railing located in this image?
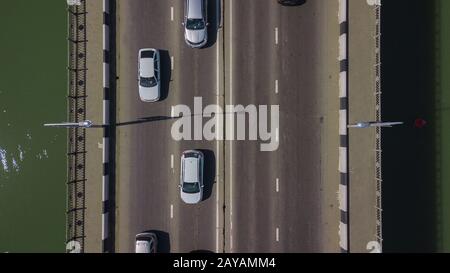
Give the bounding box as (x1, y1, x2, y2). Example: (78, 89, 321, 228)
(66, 0, 87, 253)
(374, 3, 383, 251)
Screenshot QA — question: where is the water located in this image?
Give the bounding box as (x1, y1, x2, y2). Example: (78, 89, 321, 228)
(382, 0, 450, 252)
(0, 0, 67, 252)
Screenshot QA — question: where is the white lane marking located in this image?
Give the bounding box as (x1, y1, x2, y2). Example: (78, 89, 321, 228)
(171, 154, 174, 169)
(171, 56, 174, 70)
(276, 127, 279, 143)
(229, 0, 234, 253)
(276, 227, 279, 242)
(216, 177, 220, 253)
(276, 178, 279, 192)
(275, 79, 279, 94)
(170, 6, 174, 21)
(171, 106, 174, 117)
(275, 27, 279, 45)
(230, 234, 233, 250)
(216, 34, 221, 254)
(170, 204, 174, 219)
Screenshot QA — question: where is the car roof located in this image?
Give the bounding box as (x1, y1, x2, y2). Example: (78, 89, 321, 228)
(139, 49, 157, 78)
(187, 0, 203, 19)
(183, 157, 199, 183)
(139, 57, 154, 78)
(136, 240, 151, 253)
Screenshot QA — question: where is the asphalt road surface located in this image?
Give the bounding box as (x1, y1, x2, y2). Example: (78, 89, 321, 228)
(116, 0, 222, 253)
(225, 0, 330, 253)
(115, 0, 336, 253)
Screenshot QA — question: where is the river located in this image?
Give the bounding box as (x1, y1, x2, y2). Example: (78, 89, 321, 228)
(0, 0, 66, 252)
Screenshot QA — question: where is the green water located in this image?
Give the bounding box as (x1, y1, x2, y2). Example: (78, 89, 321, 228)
(382, 0, 450, 252)
(0, 0, 67, 252)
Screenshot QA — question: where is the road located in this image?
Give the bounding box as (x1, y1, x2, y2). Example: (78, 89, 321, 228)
(116, 0, 222, 253)
(225, 0, 332, 252)
(115, 0, 339, 253)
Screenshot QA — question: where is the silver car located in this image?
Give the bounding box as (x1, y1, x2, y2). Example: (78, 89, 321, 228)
(135, 232, 158, 253)
(138, 48, 160, 102)
(179, 150, 204, 204)
(182, 0, 208, 48)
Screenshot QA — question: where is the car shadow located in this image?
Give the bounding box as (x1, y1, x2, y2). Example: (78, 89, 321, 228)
(145, 230, 171, 253)
(198, 149, 216, 201)
(190, 250, 215, 253)
(159, 50, 171, 101)
(203, 0, 220, 48)
(279, 0, 307, 6)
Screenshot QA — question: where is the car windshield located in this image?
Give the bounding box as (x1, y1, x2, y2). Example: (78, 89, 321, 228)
(182, 182, 200, 193)
(140, 76, 157, 88)
(186, 18, 205, 30)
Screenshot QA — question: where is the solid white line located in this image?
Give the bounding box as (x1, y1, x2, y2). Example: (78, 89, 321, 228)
(171, 56, 174, 70)
(229, 0, 234, 253)
(275, 27, 279, 45)
(170, 204, 174, 219)
(276, 128, 279, 143)
(170, 6, 174, 21)
(217, 33, 221, 98)
(276, 228, 279, 242)
(171, 106, 174, 117)
(216, 35, 220, 254)
(275, 80, 279, 94)
(276, 178, 279, 192)
(216, 180, 219, 253)
(216, 33, 221, 140)
(171, 154, 174, 169)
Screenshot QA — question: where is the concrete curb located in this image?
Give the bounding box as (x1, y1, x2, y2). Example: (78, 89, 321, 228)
(338, 0, 349, 253)
(102, 0, 111, 253)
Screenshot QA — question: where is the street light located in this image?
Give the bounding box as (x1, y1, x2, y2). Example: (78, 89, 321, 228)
(44, 120, 93, 128)
(348, 121, 403, 129)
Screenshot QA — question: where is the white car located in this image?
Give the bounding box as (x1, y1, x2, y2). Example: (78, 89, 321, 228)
(182, 0, 208, 48)
(138, 48, 160, 102)
(179, 150, 204, 204)
(135, 232, 157, 253)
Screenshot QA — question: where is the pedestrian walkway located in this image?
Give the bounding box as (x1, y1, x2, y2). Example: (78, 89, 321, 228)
(347, 0, 382, 253)
(82, 0, 104, 253)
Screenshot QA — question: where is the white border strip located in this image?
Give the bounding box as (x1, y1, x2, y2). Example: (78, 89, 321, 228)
(102, 0, 111, 253)
(338, 0, 349, 253)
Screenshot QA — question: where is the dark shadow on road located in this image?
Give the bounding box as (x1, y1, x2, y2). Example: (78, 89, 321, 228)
(198, 149, 216, 201)
(145, 230, 170, 253)
(115, 111, 246, 127)
(382, 0, 437, 252)
(159, 50, 171, 101)
(278, 0, 307, 7)
(190, 250, 215, 253)
(90, 125, 106, 128)
(203, 0, 220, 48)
(116, 115, 180, 127)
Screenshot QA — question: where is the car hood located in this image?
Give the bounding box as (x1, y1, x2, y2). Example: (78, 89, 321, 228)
(139, 85, 159, 102)
(180, 189, 202, 204)
(185, 29, 207, 45)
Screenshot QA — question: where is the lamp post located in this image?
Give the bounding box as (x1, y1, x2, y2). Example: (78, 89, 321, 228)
(44, 120, 93, 128)
(348, 121, 403, 129)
